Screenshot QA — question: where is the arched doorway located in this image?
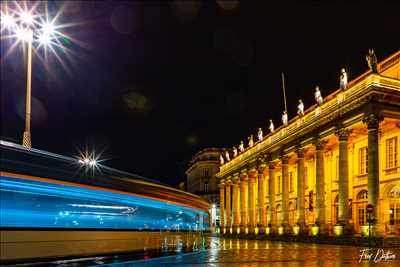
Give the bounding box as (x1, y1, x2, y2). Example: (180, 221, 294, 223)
(332, 195, 338, 225)
(288, 201, 295, 226)
(276, 204, 282, 225)
(355, 190, 368, 233)
(386, 185, 400, 234)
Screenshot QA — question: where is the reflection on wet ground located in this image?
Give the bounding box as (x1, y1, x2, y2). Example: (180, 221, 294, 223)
(102, 237, 400, 267)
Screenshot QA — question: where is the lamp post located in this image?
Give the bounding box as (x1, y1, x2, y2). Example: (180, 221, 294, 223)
(1, 4, 66, 148)
(22, 28, 33, 147)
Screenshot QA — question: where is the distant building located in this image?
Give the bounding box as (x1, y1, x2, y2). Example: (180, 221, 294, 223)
(186, 148, 225, 229)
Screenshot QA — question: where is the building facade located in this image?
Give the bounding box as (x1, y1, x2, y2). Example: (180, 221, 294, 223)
(186, 148, 225, 229)
(216, 51, 400, 237)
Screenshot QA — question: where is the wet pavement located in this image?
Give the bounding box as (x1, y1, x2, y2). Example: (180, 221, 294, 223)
(99, 237, 400, 266)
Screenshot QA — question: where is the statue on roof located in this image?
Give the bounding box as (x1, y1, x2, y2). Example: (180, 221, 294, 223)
(220, 154, 224, 165)
(366, 49, 378, 73)
(257, 128, 263, 141)
(239, 141, 245, 152)
(225, 150, 230, 161)
(232, 146, 238, 157)
(282, 110, 288, 126)
(297, 99, 304, 117)
(248, 135, 254, 147)
(314, 86, 323, 105)
(269, 119, 274, 133)
(340, 68, 348, 90)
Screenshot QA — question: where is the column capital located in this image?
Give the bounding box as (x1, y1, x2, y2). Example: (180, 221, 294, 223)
(232, 173, 240, 183)
(219, 182, 225, 188)
(248, 168, 257, 179)
(268, 161, 277, 169)
(295, 146, 306, 158)
(335, 127, 352, 141)
(362, 112, 383, 130)
(313, 138, 328, 151)
(257, 153, 267, 167)
(240, 169, 248, 181)
(279, 154, 289, 164)
(258, 163, 267, 174)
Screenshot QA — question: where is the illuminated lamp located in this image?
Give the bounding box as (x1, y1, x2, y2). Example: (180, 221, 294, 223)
(230, 227, 233, 234)
(245, 227, 249, 234)
(236, 227, 240, 235)
(361, 225, 372, 237)
(254, 226, 259, 235)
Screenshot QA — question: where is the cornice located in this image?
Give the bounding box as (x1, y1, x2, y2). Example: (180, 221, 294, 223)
(218, 74, 400, 178)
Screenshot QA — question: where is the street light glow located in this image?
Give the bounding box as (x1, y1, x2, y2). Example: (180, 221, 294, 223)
(15, 27, 32, 42)
(1, 14, 16, 28)
(41, 22, 54, 35)
(19, 11, 34, 25)
(38, 32, 51, 45)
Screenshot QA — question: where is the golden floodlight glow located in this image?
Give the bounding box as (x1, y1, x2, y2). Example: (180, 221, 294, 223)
(311, 225, 319, 236)
(278, 226, 284, 235)
(293, 225, 300, 236)
(333, 225, 343, 237)
(265, 227, 271, 235)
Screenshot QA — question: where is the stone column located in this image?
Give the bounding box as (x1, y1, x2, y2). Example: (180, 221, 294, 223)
(335, 127, 353, 234)
(296, 147, 307, 234)
(258, 162, 267, 233)
(219, 182, 225, 232)
(248, 169, 257, 233)
(363, 112, 384, 234)
(281, 154, 290, 233)
(225, 179, 232, 232)
(232, 175, 241, 233)
(268, 161, 277, 233)
(240, 170, 248, 233)
(315, 139, 328, 234)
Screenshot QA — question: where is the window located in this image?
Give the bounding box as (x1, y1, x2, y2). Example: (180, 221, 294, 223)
(386, 137, 398, 169)
(204, 182, 209, 193)
(389, 186, 400, 225)
(289, 172, 294, 192)
(277, 175, 281, 194)
(359, 147, 368, 175)
(204, 168, 210, 177)
(357, 190, 368, 200)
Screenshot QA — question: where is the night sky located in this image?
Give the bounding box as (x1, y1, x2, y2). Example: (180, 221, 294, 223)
(1, 1, 400, 185)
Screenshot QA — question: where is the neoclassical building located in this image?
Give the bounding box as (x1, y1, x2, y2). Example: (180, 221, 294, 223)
(216, 50, 400, 237)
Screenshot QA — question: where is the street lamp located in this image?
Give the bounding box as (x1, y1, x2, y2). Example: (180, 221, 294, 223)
(1, 3, 64, 148)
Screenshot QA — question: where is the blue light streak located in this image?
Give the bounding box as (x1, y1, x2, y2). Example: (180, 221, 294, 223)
(0, 174, 209, 231)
